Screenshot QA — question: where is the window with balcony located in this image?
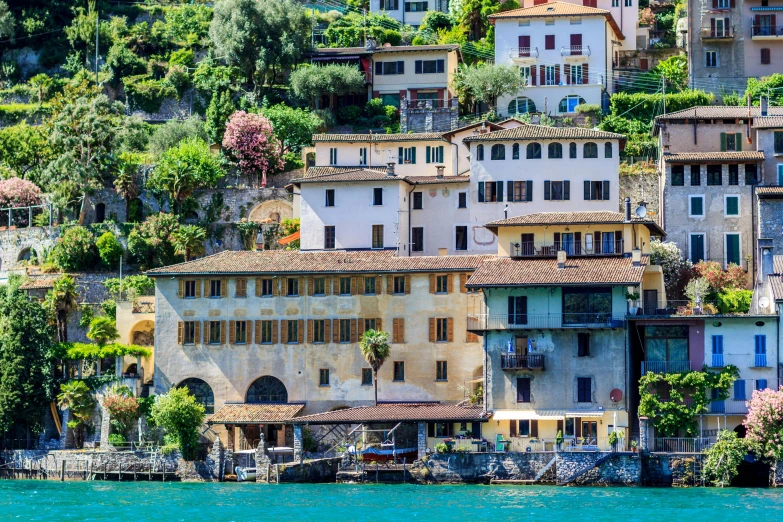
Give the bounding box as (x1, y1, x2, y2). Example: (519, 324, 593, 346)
(562, 287, 611, 325)
(508, 296, 528, 325)
(569, 64, 583, 85)
(754, 334, 767, 367)
(545, 66, 556, 85)
(644, 326, 689, 373)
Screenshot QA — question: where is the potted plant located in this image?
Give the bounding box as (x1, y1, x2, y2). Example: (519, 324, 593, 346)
(608, 429, 619, 452)
(626, 289, 640, 315)
(555, 430, 564, 452)
(630, 440, 638, 453)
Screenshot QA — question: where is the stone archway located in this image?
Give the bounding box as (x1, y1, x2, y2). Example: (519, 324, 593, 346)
(246, 375, 288, 404)
(247, 200, 293, 224)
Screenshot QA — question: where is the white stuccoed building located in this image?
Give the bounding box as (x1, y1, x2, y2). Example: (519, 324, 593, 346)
(369, 0, 450, 28)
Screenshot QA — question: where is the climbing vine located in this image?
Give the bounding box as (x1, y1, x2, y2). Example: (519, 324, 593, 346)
(638, 366, 739, 437)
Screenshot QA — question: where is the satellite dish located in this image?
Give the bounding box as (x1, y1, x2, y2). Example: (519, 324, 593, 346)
(635, 206, 647, 219)
(610, 388, 623, 402)
(759, 297, 770, 309)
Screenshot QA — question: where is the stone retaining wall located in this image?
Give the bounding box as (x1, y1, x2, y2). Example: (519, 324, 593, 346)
(557, 452, 641, 486)
(409, 452, 557, 484)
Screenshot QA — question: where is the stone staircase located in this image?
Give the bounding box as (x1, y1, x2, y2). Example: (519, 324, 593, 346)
(557, 453, 614, 485)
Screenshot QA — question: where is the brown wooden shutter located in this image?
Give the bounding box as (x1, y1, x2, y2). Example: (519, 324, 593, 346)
(254, 321, 261, 343)
(195, 321, 201, 344)
(177, 280, 184, 298)
(582, 63, 588, 84)
(220, 320, 227, 344)
(398, 318, 405, 342)
(271, 320, 278, 344)
(357, 276, 365, 295)
(574, 417, 582, 438)
(460, 273, 468, 293)
(326, 277, 332, 295)
(220, 280, 227, 298)
(531, 420, 539, 438)
(332, 319, 339, 343)
(282, 277, 288, 295)
(539, 64, 545, 85)
(204, 321, 210, 343)
(307, 320, 313, 343)
(429, 274, 436, 293)
(557, 419, 564, 434)
(375, 276, 381, 293)
(554, 64, 560, 85)
(298, 278, 304, 295)
(255, 278, 261, 297)
(272, 279, 279, 296)
(376, 318, 382, 331)
(466, 331, 479, 343)
(298, 320, 304, 344)
(229, 320, 236, 344)
(324, 319, 331, 343)
(177, 322, 184, 344)
(350, 319, 357, 342)
(447, 274, 454, 294)
(350, 276, 357, 295)
(405, 275, 411, 294)
(358, 318, 365, 338)
(387, 275, 393, 294)
(392, 318, 400, 343)
(307, 277, 314, 296)
(429, 318, 436, 342)
(447, 318, 454, 342)
(195, 279, 202, 298)
(510, 420, 517, 437)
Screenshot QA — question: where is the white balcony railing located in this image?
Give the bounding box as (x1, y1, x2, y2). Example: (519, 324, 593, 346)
(560, 45, 590, 57)
(641, 361, 692, 374)
(509, 47, 539, 59)
(468, 313, 626, 331)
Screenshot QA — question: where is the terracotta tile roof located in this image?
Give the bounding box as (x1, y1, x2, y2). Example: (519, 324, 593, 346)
(19, 277, 55, 290)
(312, 133, 447, 142)
(489, 2, 624, 39)
(774, 255, 783, 275)
(487, 211, 665, 236)
(462, 124, 624, 142)
(408, 175, 469, 185)
(303, 166, 387, 178)
(655, 106, 783, 121)
(146, 250, 493, 276)
(772, 256, 783, 301)
(466, 255, 648, 287)
(754, 116, 783, 129)
(292, 403, 490, 424)
(296, 167, 468, 185)
(309, 44, 459, 57)
(663, 151, 765, 162)
(208, 403, 305, 424)
(756, 186, 783, 198)
(440, 121, 504, 138)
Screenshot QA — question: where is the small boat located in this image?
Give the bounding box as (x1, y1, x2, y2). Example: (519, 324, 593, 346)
(360, 447, 417, 462)
(235, 466, 256, 482)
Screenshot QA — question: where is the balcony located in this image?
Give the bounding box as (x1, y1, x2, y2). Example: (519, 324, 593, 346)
(631, 300, 721, 317)
(509, 240, 624, 258)
(751, 25, 783, 39)
(509, 47, 539, 62)
(560, 45, 590, 59)
(641, 361, 692, 374)
(710, 399, 748, 415)
(700, 26, 734, 40)
(467, 313, 626, 331)
(500, 354, 545, 370)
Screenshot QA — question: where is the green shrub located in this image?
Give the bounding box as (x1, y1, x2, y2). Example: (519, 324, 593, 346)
(52, 226, 96, 272)
(168, 48, 195, 68)
(716, 289, 753, 314)
(95, 231, 124, 269)
(105, 44, 146, 86)
(0, 103, 51, 125)
(165, 65, 190, 95)
(365, 98, 385, 117)
(151, 386, 205, 461)
(337, 105, 361, 124)
(108, 433, 127, 446)
(122, 75, 178, 114)
(283, 151, 304, 172)
(608, 90, 714, 122)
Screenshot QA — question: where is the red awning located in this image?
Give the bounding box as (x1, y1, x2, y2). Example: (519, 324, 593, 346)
(278, 231, 300, 246)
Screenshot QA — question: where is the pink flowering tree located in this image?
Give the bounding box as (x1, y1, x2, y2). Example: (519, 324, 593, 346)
(222, 111, 285, 187)
(0, 177, 44, 226)
(744, 386, 783, 462)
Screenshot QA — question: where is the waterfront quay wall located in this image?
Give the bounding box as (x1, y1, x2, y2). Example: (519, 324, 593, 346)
(409, 452, 557, 484)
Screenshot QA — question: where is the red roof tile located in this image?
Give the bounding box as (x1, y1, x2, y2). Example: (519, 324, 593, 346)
(663, 151, 764, 162)
(462, 124, 624, 142)
(292, 403, 490, 424)
(208, 404, 304, 424)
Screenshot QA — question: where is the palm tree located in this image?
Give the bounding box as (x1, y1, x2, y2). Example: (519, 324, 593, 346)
(87, 316, 119, 377)
(46, 275, 79, 343)
(114, 156, 139, 221)
(359, 329, 391, 406)
(57, 380, 95, 449)
(173, 224, 206, 261)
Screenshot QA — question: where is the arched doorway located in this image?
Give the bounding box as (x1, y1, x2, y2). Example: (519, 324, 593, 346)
(177, 378, 215, 414)
(17, 248, 31, 262)
(246, 376, 288, 403)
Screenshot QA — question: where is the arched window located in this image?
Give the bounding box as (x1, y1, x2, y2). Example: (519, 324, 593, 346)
(512, 143, 520, 160)
(569, 142, 577, 158)
(604, 142, 613, 158)
(177, 378, 215, 414)
(246, 376, 288, 404)
(548, 143, 563, 159)
(583, 142, 598, 158)
(507, 96, 537, 115)
(491, 144, 506, 160)
(526, 142, 542, 159)
(558, 95, 586, 114)
(476, 144, 484, 161)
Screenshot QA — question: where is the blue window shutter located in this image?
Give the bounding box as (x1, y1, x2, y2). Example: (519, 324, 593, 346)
(564, 180, 570, 200)
(478, 182, 485, 203)
(507, 181, 514, 202)
(711, 335, 717, 354)
(397, 61, 404, 74)
(415, 60, 422, 74)
(497, 181, 504, 202)
(757, 379, 768, 391)
(526, 181, 533, 201)
(398, 147, 403, 164)
(603, 180, 610, 200)
(733, 380, 745, 400)
(426, 146, 431, 163)
(544, 181, 551, 200)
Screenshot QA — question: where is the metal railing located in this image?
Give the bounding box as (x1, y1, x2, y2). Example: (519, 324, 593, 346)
(467, 313, 626, 331)
(500, 354, 545, 370)
(408, 98, 444, 108)
(505, 437, 628, 452)
(560, 45, 590, 56)
(509, 47, 539, 58)
(755, 354, 768, 368)
(709, 399, 748, 415)
(509, 239, 625, 258)
(632, 300, 720, 317)
(641, 361, 692, 374)
(652, 437, 711, 453)
(751, 24, 783, 37)
(700, 26, 734, 38)
(132, 299, 155, 313)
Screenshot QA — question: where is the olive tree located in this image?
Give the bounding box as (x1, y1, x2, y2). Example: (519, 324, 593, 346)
(453, 63, 525, 112)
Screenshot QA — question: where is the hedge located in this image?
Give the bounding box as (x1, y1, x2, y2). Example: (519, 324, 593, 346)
(608, 90, 714, 122)
(52, 342, 152, 360)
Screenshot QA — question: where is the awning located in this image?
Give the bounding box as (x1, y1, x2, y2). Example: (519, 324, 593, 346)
(565, 410, 609, 418)
(278, 230, 300, 246)
(208, 403, 305, 425)
(492, 410, 566, 421)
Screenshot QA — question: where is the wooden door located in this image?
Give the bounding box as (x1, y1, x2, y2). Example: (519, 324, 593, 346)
(643, 289, 658, 315)
(515, 336, 528, 356)
(520, 233, 534, 256)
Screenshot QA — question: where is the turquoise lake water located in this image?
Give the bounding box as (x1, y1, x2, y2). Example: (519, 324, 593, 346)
(1, 481, 782, 521)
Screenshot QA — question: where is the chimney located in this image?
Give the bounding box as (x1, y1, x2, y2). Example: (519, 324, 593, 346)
(761, 95, 769, 117)
(436, 165, 445, 178)
(632, 248, 642, 267)
(438, 248, 448, 256)
(624, 197, 632, 222)
(386, 162, 396, 177)
(557, 250, 566, 270)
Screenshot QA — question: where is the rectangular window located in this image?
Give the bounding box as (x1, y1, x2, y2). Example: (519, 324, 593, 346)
(393, 275, 406, 294)
(517, 377, 531, 403)
(373, 187, 383, 206)
(319, 369, 330, 387)
(545, 35, 555, 50)
(381, 0, 398, 9)
(761, 48, 771, 65)
(757, 379, 768, 391)
(364, 318, 377, 332)
(455, 226, 468, 251)
(325, 189, 335, 207)
(183, 321, 196, 344)
(412, 227, 424, 252)
(286, 320, 299, 344)
(562, 287, 611, 324)
(209, 321, 221, 344)
(393, 361, 405, 381)
(577, 377, 592, 403)
(711, 335, 724, 367)
(577, 332, 590, 357)
(426, 145, 444, 163)
(508, 180, 532, 202)
(381, 61, 405, 75)
(184, 280, 197, 298)
(624, 0, 632, 5)
(399, 146, 416, 164)
(259, 278, 273, 297)
(671, 165, 684, 186)
(570, 64, 583, 85)
(508, 296, 528, 325)
(235, 278, 247, 298)
(725, 195, 739, 216)
(478, 181, 502, 202)
(287, 278, 299, 296)
(726, 233, 740, 266)
(755, 334, 767, 367)
(329, 147, 338, 165)
(364, 277, 376, 295)
(312, 320, 325, 343)
(690, 234, 705, 264)
(339, 319, 351, 343)
(728, 164, 739, 185)
(436, 275, 448, 294)
(612, 0, 619, 6)
(725, 133, 737, 152)
(260, 320, 273, 344)
(359, 147, 367, 166)
(518, 420, 531, 437)
(324, 226, 335, 249)
(362, 368, 373, 386)
(339, 277, 351, 295)
(689, 196, 704, 217)
(707, 165, 722, 185)
(690, 165, 701, 186)
(210, 280, 222, 298)
(745, 163, 758, 185)
(415, 59, 444, 74)
(546, 180, 569, 200)
(706, 51, 717, 68)
(234, 321, 247, 344)
(585, 180, 609, 201)
(775, 132, 783, 154)
(413, 192, 423, 209)
(458, 192, 467, 208)
(404, 1, 428, 12)
(313, 277, 326, 296)
(545, 65, 556, 86)
(436, 318, 449, 341)
(372, 225, 384, 249)
(436, 361, 448, 381)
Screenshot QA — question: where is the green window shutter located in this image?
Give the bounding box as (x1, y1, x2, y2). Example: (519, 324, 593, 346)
(720, 133, 726, 151)
(736, 133, 742, 151)
(398, 147, 403, 164)
(411, 147, 416, 164)
(726, 196, 738, 216)
(497, 181, 504, 202)
(778, 165, 783, 186)
(507, 181, 514, 202)
(603, 180, 610, 201)
(478, 182, 485, 203)
(563, 180, 570, 200)
(439, 146, 444, 162)
(544, 180, 551, 200)
(426, 146, 431, 163)
(526, 180, 533, 201)
(584, 180, 590, 200)
(691, 196, 703, 216)
(726, 234, 740, 265)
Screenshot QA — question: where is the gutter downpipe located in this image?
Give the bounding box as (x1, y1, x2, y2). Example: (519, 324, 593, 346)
(406, 181, 415, 257)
